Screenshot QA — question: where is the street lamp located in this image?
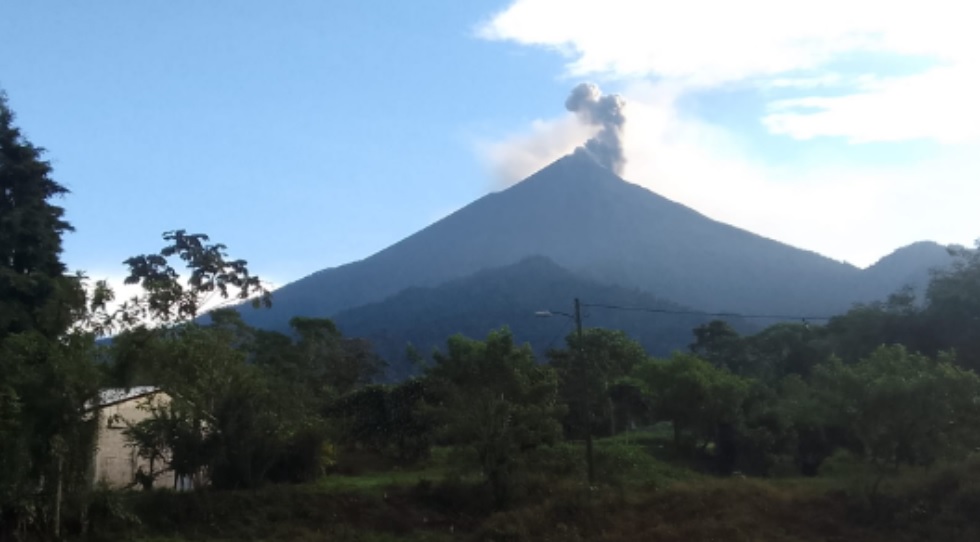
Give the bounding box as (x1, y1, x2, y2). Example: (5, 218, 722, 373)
(536, 298, 595, 486)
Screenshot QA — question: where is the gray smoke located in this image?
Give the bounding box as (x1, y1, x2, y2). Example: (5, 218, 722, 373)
(564, 83, 626, 175)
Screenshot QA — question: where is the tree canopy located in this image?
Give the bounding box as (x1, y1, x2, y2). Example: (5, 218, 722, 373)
(0, 91, 79, 340)
(427, 329, 564, 506)
(0, 91, 96, 540)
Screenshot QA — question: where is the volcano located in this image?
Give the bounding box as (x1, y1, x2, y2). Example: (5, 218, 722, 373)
(242, 150, 950, 339)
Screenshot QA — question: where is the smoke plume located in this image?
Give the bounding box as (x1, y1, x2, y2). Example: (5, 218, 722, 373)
(565, 83, 626, 175)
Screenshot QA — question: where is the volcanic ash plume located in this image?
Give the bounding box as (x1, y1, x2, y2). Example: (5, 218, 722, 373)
(565, 83, 626, 175)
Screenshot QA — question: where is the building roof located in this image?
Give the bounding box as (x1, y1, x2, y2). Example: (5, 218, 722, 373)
(86, 386, 161, 410)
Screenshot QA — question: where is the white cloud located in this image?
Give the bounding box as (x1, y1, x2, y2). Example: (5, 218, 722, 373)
(764, 64, 980, 143)
(479, 0, 975, 81)
(480, 0, 840, 83)
(473, 0, 980, 265)
(479, 0, 980, 143)
(763, 74, 844, 90)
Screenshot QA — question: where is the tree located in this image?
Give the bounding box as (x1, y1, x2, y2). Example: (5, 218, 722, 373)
(812, 345, 980, 490)
(747, 322, 829, 381)
(0, 91, 81, 341)
(0, 91, 100, 540)
(633, 353, 750, 453)
(329, 379, 432, 463)
(100, 229, 270, 329)
(607, 376, 651, 434)
(117, 317, 318, 490)
(103, 231, 320, 490)
(690, 320, 750, 374)
(769, 373, 855, 477)
(116, 302, 388, 489)
(122, 399, 199, 489)
(548, 328, 648, 438)
(289, 317, 385, 398)
(724, 374, 841, 477)
(426, 329, 563, 507)
(923, 242, 980, 370)
(0, 332, 100, 537)
(115, 303, 364, 490)
(823, 288, 924, 365)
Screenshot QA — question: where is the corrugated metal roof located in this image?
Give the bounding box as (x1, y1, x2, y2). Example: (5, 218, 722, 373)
(87, 386, 160, 410)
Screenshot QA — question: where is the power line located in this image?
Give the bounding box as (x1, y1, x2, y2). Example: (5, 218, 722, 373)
(581, 302, 834, 322)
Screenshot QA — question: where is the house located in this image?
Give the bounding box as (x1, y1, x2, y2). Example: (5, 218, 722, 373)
(88, 387, 173, 489)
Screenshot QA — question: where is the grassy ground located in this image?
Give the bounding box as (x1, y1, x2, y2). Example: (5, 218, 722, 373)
(87, 433, 980, 541)
(314, 462, 451, 494)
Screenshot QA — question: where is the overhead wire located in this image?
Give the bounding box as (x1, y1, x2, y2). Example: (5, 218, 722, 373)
(581, 302, 834, 322)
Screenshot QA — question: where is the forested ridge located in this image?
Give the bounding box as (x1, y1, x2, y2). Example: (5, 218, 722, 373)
(331, 255, 757, 380)
(4, 90, 980, 542)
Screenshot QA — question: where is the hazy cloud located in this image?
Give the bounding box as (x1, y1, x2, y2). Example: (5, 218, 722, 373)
(476, 114, 598, 187)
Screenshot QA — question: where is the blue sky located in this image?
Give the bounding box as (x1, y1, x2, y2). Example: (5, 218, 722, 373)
(2, 1, 977, 289)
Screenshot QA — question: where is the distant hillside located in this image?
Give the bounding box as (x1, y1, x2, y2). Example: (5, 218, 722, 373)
(243, 150, 950, 333)
(859, 241, 953, 301)
(331, 256, 755, 380)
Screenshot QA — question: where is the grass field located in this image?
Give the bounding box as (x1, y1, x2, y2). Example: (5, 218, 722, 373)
(87, 431, 980, 542)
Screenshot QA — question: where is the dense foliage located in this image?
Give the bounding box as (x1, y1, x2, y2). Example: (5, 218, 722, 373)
(426, 329, 564, 506)
(0, 91, 99, 540)
(334, 255, 738, 380)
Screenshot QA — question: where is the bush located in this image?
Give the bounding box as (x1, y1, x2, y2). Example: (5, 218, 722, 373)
(594, 442, 662, 487)
(266, 430, 334, 483)
(82, 486, 142, 540)
(736, 425, 793, 476)
(525, 442, 581, 478)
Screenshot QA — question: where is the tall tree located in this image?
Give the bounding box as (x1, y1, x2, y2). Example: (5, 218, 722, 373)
(0, 91, 80, 340)
(106, 229, 271, 329)
(0, 91, 98, 540)
(427, 329, 563, 507)
(813, 345, 980, 479)
(549, 328, 648, 438)
(823, 288, 924, 365)
(119, 313, 326, 490)
(633, 353, 750, 451)
(289, 317, 385, 398)
(747, 322, 829, 381)
(690, 320, 763, 377)
(923, 242, 980, 370)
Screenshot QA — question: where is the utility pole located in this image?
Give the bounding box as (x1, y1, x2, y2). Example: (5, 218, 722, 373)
(574, 298, 595, 487)
(54, 455, 62, 540)
(534, 299, 595, 488)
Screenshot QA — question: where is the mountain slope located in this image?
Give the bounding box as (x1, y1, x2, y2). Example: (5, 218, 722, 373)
(244, 150, 943, 331)
(331, 256, 754, 379)
(859, 241, 953, 301)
